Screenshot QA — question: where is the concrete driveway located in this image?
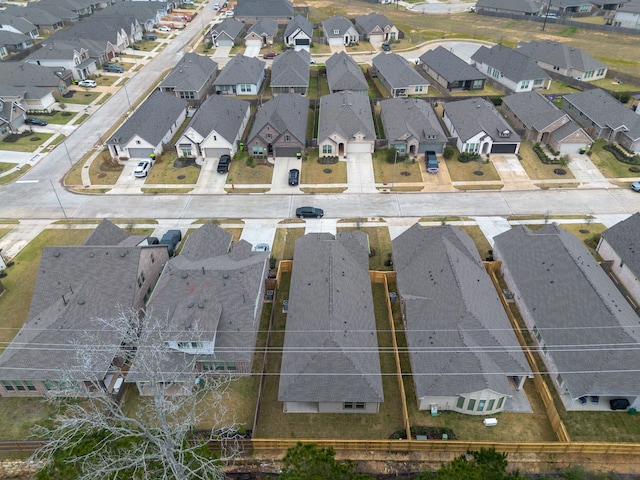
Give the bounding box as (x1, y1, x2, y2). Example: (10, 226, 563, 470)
(239, 218, 279, 250)
(269, 157, 302, 194)
(491, 154, 536, 190)
(345, 153, 377, 193)
(329, 44, 346, 53)
(244, 45, 261, 57)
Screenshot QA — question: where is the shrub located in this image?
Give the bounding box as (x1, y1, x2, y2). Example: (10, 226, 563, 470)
(442, 146, 455, 160)
(533, 143, 563, 165)
(246, 156, 254, 167)
(458, 152, 481, 163)
(603, 143, 640, 165)
(318, 156, 339, 165)
(613, 92, 631, 104)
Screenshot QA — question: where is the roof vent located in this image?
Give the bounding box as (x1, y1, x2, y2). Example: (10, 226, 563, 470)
(182, 272, 189, 279)
(223, 272, 229, 279)
(54, 251, 60, 257)
(77, 299, 85, 305)
(120, 251, 126, 257)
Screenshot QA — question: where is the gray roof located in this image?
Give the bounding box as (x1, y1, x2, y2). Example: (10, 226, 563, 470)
(246, 18, 278, 38)
(325, 51, 367, 92)
(502, 91, 566, 131)
(0, 13, 38, 35)
(53, 19, 125, 45)
(517, 40, 606, 73)
(494, 224, 640, 399)
(472, 44, 550, 84)
(444, 97, 521, 143)
(601, 213, 640, 279)
(318, 91, 375, 143)
(380, 98, 447, 144)
(354, 12, 393, 34)
(84, 219, 130, 246)
(248, 93, 309, 145)
(26, 39, 86, 61)
(107, 91, 188, 147)
(393, 224, 531, 399)
(270, 49, 310, 89)
(209, 17, 244, 41)
(284, 14, 313, 38)
(128, 235, 269, 383)
(214, 54, 265, 87)
(0, 62, 65, 88)
(0, 31, 31, 47)
(4, 5, 65, 27)
(278, 232, 384, 403)
(563, 88, 640, 141)
(158, 53, 218, 93)
(618, 1, 640, 12)
(476, 0, 543, 13)
(182, 94, 250, 146)
(322, 14, 355, 39)
(420, 46, 485, 83)
(180, 222, 232, 261)
(549, 119, 589, 143)
(235, 0, 293, 18)
(30, 3, 79, 22)
(372, 52, 429, 90)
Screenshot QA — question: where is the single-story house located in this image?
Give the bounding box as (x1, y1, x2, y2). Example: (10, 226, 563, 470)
(354, 12, 398, 43)
(325, 51, 368, 95)
(234, 0, 293, 23)
(213, 54, 265, 96)
(597, 213, 640, 305)
(443, 97, 522, 154)
(127, 223, 269, 396)
(502, 91, 592, 152)
(475, 0, 544, 16)
(318, 90, 375, 157)
(244, 18, 278, 48)
(0, 31, 34, 57)
(0, 13, 39, 39)
(284, 14, 312, 51)
(420, 46, 486, 92)
(380, 98, 448, 155)
(0, 89, 27, 139)
(611, 1, 640, 28)
(472, 44, 552, 93)
(517, 40, 607, 82)
(0, 62, 69, 98)
(3, 5, 66, 35)
(322, 15, 359, 46)
(25, 40, 97, 81)
(206, 18, 244, 47)
(550, 0, 593, 14)
(562, 88, 640, 153)
(494, 224, 640, 411)
(278, 232, 384, 414)
(393, 224, 532, 414)
(270, 48, 310, 96)
(106, 90, 188, 160)
(0, 85, 56, 113)
(175, 94, 250, 159)
(247, 93, 308, 158)
(157, 53, 218, 106)
(0, 220, 168, 398)
(371, 52, 429, 98)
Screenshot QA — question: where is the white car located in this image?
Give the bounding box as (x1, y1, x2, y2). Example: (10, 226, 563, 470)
(133, 160, 151, 178)
(214, 2, 220, 9)
(157, 26, 172, 32)
(632, 181, 640, 192)
(225, 10, 234, 16)
(78, 79, 97, 88)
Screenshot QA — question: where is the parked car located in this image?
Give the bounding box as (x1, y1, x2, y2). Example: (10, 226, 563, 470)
(133, 160, 151, 178)
(24, 117, 48, 126)
(381, 42, 391, 51)
(214, 2, 220, 9)
(632, 181, 640, 192)
(217, 154, 231, 173)
(103, 64, 124, 73)
(159, 229, 182, 256)
(425, 151, 439, 174)
(157, 26, 172, 32)
(610, 398, 630, 410)
(263, 52, 278, 59)
(254, 243, 269, 252)
(295, 206, 324, 219)
(144, 34, 157, 41)
(288, 168, 300, 186)
(78, 79, 97, 88)
(225, 10, 234, 16)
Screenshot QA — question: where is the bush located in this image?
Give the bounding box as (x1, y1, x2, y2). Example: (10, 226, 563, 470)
(318, 156, 339, 165)
(458, 152, 481, 163)
(533, 143, 563, 165)
(546, 144, 560, 156)
(613, 92, 631, 104)
(603, 143, 640, 165)
(246, 156, 254, 167)
(443, 146, 455, 160)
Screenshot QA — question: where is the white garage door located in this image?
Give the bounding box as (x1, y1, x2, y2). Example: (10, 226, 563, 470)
(245, 38, 261, 47)
(128, 147, 154, 158)
(558, 143, 585, 153)
(328, 37, 344, 46)
(347, 142, 373, 154)
(204, 147, 230, 158)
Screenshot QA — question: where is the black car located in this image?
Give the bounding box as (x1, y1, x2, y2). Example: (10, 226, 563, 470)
(610, 398, 630, 410)
(25, 117, 48, 126)
(159, 229, 182, 256)
(288, 168, 300, 186)
(217, 154, 231, 173)
(381, 42, 391, 51)
(295, 206, 324, 219)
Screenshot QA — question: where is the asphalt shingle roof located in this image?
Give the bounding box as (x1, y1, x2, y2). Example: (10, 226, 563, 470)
(246, 18, 277, 37)
(502, 91, 566, 131)
(284, 14, 312, 38)
(181, 94, 250, 147)
(318, 91, 375, 143)
(158, 53, 218, 93)
(270, 49, 310, 89)
(0, 62, 64, 88)
(209, 18, 244, 41)
(472, 44, 550, 84)
(248, 93, 309, 145)
(476, 0, 542, 13)
(601, 213, 640, 280)
(325, 51, 367, 92)
(420, 46, 487, 83)
(372, 52, 429, 90)
(235, 0, 293, 18)
(355, 12, 393, 34)
(322, 14, 355, 39)
(214, 54, 265, 87)
(380, 98, 447, 144)
(444, 97, 521, 143)
(517, 40, 606, 73)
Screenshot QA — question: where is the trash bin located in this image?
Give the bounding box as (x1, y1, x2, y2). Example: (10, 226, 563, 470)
(629, 407, 637, 415)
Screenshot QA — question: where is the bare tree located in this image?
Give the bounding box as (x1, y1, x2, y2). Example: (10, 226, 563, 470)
(31, 309, 242, 480)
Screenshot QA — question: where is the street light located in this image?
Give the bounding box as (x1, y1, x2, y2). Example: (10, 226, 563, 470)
(49, 179, 68, 220)
(62, 141, 73, 167)
(122, 82, 132, 111)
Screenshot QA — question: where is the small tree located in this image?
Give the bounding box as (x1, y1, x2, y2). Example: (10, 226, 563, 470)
(279, 443, 374, 480)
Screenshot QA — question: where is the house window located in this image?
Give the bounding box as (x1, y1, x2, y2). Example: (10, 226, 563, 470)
(465, 143, 479, 153)
(467, 398, 476, 411)
(497, 397, 504, 409)
(137, 271, 145, 288)
(322, 145, 332, 154)
(284, 134, 291, 142)
(456, 396, 464, 409)
(25, 380, 36, 391)
(179, 91, 195, 99)
(414, 85, 423, 93)
(191, 342, 203, 349)
(252, 146, 264, 154)
(15, 383, 25, 391)
(472, 80, 483, 89)
(333, 29, 340, 35)
(239, 84, 252, 93)
(488, 399, 495, 411)
(150, 253, 155, 263)
(214, 361, 225, 371)
(344, 402, 354, 409)
(395, 144, 406, 153)
(266, 133, 272, 140)
(1, 380, 14, 391)
(177, 341, 190, 349)
(477, 400, 486, 411)
(44, 380, 55, 390)
(520, 80, 530, 89)
(355, 402, 365, 409)
(543, 345, 548, 355)
(136, 140, 141, 144)
(227, 362, 237, 371)
(199, 361, 213, 371)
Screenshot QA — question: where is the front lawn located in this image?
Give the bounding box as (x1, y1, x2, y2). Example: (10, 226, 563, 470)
(588, 140, 639, 178)
(89, 150, 124, 185)
(61, 90, 100, 105)
(0, 132, 53, 152)
(372, 149, 422, 185)
(445, 153, 501, 182)
(145, 153, 201, 184)
(518, 141, 576, 180)
(227, 153, 273, 185)
(301, 149, 347, 184)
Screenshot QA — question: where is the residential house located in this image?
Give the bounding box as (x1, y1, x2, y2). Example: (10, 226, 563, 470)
(39, 0, 93, 18)
(0, 13, 40, 40)
(25, 41, 97, 81)
(517, 40, 607, 82)
(244, 18, 278, 48)
(325, 51, 367, 95)
(611, 1, 640, 28)
(127, 223, 269, 396)
(502, 91, 592, 152)
(419, 46, 486, 92)
(270, 49, 310, 96)
(278, 232, 384, 414)
(0, 220, 168, 398)
(393, 224, 532, 414)
(206, 18, 244, 47)
(472, 44, 552, 92)
(562, 88, 640, 153)
(550, 0, 593, 14)
(0, 31, 34, 57)
(3, 6, 66, 35)
(247, 93, 308, 158)
(0, 85, 56, 112)
(234, 0, 294, 23)
(44, 35, 114, 69)
(31, 3, 80, 25)
(380, 98, 447, 155)
(318, 90, 375, 157)
(0, 90, 27, 139)
(157, 53, 218, 106)
(175, 94, 250, 159)
(597, 213, 640, 304)
(284, 14, 313, 51)
(494, 224, 640, 411)
(0, 62, 70, 98)
(106, 90, 188, 160)
(322, 15, 359, 46)
(371, 53, 429, 98)
(354, 13, 398, 43)
(213, 54, 265, 96)
(475, 0, 544, 16)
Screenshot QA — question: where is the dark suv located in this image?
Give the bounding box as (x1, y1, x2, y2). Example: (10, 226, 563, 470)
(610, 398, 630, 410)
(425, 151, 439, 174)
(103, 64, 124, 73)
(217, 154, 231, 173)
(296, 206, 324, 218)
(159, 230, 182, 256)
(288, 168, 300, 186)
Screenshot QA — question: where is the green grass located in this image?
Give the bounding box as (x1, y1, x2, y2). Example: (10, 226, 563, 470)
(89, 151, 123, 185)
(0, 397, 59, 440)
(61, 91, 100, 105)
(0, 162, 18, 173)
(518, 141, 576, 180)
(444, 153, 501, 182)
(0, 132, 53, 152)
(0, 165, 31, 185)
(144, 152, 201, 185)
(33, 111, 76, 125)
(588, 139, 640, 178)
(227, 153, 273, 185)
(271, 223, 305, 263)
(73, 114, 89, 125)
(372, 150, 422, 185)
(337, 225, 394, 271)
(301, 149, 347, 184)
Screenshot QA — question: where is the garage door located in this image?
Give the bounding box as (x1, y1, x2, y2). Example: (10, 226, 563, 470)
(128, 147, 154, 158)
(347, 142, 373, 154)
(276, 147, 300, 157)
(246, 38, 261, 47)
(328, 37, 343, 46)
(491, 143, 518, 154)
(559, 143, 584, 153)
(204, 147, 230, 158)
(216, 39, 233, 47)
